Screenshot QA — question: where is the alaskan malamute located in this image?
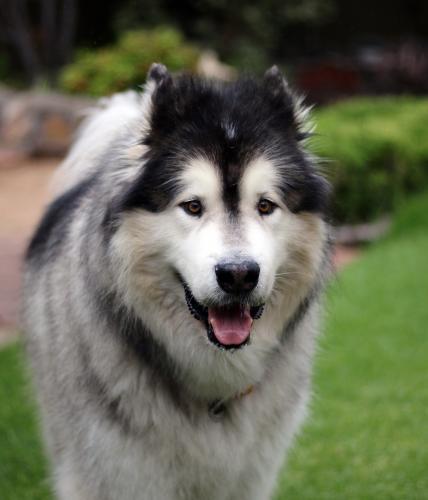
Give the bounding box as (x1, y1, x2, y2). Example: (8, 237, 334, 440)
(22, 64, 331, 500)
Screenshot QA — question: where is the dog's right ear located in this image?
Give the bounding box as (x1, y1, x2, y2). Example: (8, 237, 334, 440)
(147, 63, 173, 89)
(141, 63, 176, 143)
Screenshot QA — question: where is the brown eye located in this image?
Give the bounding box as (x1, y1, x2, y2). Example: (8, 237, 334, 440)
(257, 198, 276, 216)
(181, 200, 203, 216)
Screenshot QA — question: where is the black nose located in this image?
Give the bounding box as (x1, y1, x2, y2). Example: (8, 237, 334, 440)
(215, 260, 260, 295)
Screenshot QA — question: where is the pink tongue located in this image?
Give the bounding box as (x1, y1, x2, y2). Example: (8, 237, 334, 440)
(208, 306, 253, 346)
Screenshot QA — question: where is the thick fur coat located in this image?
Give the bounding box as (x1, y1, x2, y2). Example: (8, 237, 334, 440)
(22, 64, 331, 500)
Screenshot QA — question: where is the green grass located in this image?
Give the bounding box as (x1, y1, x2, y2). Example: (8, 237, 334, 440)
(1, 193, 428, 499)
(0, 346, 51, 500)
(276, 192, 428, 499)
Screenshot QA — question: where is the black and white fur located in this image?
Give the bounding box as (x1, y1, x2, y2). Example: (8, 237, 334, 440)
(22, 64, 331, 500)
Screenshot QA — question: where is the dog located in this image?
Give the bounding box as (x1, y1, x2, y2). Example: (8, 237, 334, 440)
(22, 63, 331, 500)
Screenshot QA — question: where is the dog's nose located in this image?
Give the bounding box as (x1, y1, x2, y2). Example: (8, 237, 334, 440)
(215, 261, 260, 294)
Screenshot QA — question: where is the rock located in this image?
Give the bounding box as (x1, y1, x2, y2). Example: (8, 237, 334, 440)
(0, 56, 237, 157)
(0, 89, 94, 157)
(334, 216, 391, 245)
(197, 51, 237, 81)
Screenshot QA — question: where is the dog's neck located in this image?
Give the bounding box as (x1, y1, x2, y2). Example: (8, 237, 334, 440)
(100, 285, 319, 419)
(208, 385, 254, 420)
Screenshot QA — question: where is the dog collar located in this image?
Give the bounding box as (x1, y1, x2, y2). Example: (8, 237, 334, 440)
(208, 385, 254, 420)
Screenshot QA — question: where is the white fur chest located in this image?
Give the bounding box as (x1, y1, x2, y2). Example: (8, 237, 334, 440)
(72, 320, 314, 500)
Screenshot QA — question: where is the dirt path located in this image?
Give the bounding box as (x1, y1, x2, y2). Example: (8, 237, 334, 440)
(0, 157, 59, 344)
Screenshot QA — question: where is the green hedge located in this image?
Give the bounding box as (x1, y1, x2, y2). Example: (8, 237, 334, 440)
(60, 27, 200, 97)
(312, 97, 428, 223)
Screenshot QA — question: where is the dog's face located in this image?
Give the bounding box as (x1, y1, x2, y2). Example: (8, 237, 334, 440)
(111, 65, 329, 363)
(150, 155, 317, 350)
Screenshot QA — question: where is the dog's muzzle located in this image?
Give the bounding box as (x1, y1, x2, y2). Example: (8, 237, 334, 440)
(182, 282, 264, 350)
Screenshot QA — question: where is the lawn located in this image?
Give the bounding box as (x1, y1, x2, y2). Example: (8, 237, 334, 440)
(277, 193, 428, 499)
(1, 193, 427, 500)
(0, 344, 51, 500)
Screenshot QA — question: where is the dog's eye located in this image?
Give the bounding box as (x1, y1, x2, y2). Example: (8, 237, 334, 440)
(257, 199, 276, 216)
(181, 200, 203, 216)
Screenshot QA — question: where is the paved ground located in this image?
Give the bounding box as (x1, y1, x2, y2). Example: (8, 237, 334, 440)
(0, 156, 59, 345)
(0, 156, 360, 346)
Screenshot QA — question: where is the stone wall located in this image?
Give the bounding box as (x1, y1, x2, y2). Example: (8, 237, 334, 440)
(0, 87, 94, 157)
(0, 53, 236, 159)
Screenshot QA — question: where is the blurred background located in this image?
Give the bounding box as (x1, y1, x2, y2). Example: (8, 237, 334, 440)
(0, 1, 427, 499)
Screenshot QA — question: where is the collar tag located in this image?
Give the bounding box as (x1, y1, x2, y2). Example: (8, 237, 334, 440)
(208, 399, 226, 420)
(208, 385, 254, 420)
(235, 385, 254, 400)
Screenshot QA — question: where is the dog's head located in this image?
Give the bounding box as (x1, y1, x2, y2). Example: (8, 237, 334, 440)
(108, 65, 330, 391)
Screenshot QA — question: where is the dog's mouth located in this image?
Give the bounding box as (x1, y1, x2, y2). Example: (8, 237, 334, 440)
(182, 282, 264, 350)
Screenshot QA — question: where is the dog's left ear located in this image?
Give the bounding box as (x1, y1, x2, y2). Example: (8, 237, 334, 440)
(263, 65, 292, 104)
(264, 65, 312, 142)
(263, 65, 291, 97)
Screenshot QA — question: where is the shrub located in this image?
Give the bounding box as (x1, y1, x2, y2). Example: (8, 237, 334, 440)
(312, 97, 428, 223)
(59, 27, 200, 96)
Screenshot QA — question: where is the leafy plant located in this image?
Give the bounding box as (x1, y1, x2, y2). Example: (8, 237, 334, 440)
(60, 27, 200, 96)
(312, 97, 428, 223)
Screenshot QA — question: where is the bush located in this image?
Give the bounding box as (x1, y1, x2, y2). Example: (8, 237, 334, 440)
(60, 27, 200, 96)
(312, 97, 428, 223)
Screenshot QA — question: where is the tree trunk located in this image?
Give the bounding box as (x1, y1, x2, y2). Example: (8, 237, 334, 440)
(41, 0, 57, 81)
(58, 0, 77, 65)
(0, 0, 41, 83)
